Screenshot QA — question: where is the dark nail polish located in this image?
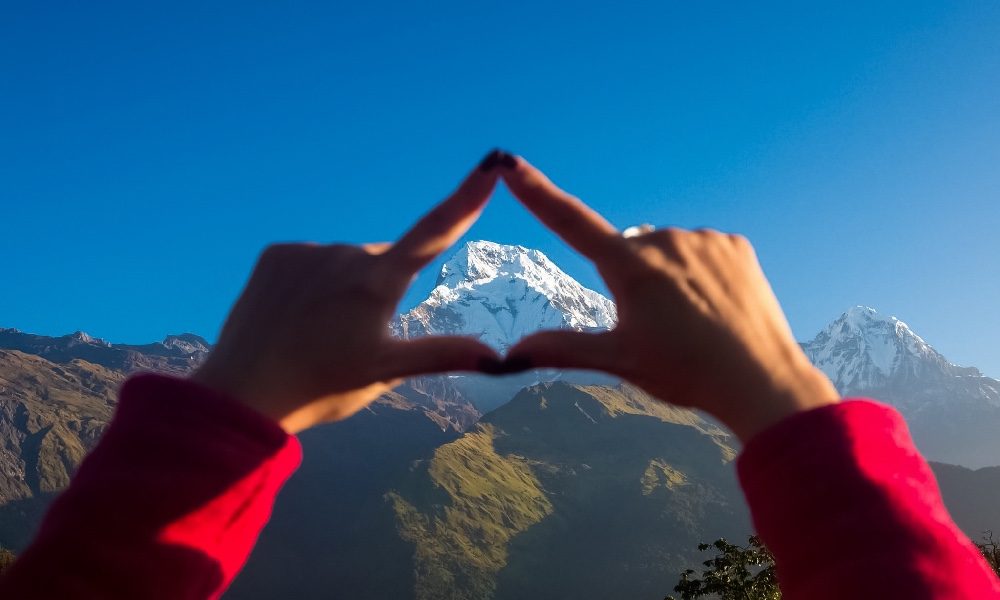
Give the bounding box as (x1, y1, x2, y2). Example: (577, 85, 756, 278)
(478, 149, 504, 172)
(498, 151, 518, 169)
(498, 355, 534, 374)
(476, 356, 507, 374)
(478, 149, 518, 172)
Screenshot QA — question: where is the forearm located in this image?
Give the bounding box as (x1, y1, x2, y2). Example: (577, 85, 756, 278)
(738, 400, 1000, 599)
(0, 374, 301, 599)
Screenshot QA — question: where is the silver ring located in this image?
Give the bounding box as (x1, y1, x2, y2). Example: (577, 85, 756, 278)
(622, 224, 655, 238)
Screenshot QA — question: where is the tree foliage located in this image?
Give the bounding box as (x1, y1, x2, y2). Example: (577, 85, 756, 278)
(669, 529, 1000, 599)
(666, 536, 779, 600)
(977, 531, 1000, 578)
(0, 547, 15, 575)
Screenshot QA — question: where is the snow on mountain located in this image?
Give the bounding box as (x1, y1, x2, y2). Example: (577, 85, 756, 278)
(161, 333, 211, 355)
(394, 241, 617, 352)
(801, 306, 972, 394)
(803, 306, 1000, 467)
(67, 330, 111, 347)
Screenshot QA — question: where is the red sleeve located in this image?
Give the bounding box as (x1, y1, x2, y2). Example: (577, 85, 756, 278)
(0, 373, 301, 600)
(737, 399, 1000, 599)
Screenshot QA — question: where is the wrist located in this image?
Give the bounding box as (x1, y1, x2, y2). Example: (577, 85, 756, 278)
(190, 359, 295, 433)
(721, 362, 840, 444)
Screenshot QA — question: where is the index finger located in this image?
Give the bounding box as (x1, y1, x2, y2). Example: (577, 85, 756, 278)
(386, 156, 500, 274)
(501, 156, 624, 264)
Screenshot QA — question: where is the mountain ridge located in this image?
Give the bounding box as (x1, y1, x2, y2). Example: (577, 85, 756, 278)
(5, 245, 1000, 464)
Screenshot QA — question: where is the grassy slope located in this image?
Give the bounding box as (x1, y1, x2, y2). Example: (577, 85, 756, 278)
(389, 382, 751, 600)
(390, 424, 553, 600)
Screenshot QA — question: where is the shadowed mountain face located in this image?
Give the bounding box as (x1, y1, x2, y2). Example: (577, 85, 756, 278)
(227, 390, 462, 599)
(386, 383, 747, 600)
(929, 462, 1000, 541)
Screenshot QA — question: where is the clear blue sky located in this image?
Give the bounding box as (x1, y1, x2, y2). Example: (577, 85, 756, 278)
(3, 2, 999, 375)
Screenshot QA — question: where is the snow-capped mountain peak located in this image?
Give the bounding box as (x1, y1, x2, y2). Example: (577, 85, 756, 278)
(802, 306, 967, 393)
(161, 333, 211, 355)
(394, 241, 617, 351)
(66, 331, 110, 347)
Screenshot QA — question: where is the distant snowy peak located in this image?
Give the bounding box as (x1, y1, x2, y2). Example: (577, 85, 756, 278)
(161, 333, 211, 355)
(802, 306, 976, 393)
(66, 331, 110, 347)
(394, 241, 617, 351)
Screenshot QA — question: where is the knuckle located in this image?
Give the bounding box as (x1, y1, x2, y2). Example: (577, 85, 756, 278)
(359, 275, 390, 300)
(324, 244, 372, 272)
(325, 243, 355, 257)
(615, 264, 671, 298)
(645, 228, 686, 254)
(656, 226, 685, 242)
(258, 243, 297, 265)
(261, 242, 322, 260)
(349, 260, 395, 300)
(727, 233, 752, 251)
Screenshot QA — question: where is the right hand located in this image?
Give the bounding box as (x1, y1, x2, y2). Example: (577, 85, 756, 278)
(500, 157, 840, 443)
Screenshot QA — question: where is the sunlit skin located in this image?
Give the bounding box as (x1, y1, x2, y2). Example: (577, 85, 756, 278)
(193, 151, 839, 442)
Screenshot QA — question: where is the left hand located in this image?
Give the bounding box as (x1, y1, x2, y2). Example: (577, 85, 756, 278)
(192, 156, 505, 433)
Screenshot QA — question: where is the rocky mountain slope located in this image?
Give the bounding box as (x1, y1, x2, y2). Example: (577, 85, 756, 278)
(803, 306, 1000, 467)
(0, 349, 121, 548)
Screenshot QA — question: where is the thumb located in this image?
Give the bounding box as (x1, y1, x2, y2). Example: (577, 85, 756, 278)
(379, 336, 501, 380)
(504, 330, 620, 373)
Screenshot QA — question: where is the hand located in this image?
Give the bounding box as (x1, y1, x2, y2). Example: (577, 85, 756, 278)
(192, 156, 506, 434)
(499, 157, 840, 443)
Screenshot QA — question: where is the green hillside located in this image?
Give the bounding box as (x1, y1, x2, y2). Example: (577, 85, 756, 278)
(388, 383, 750, 600)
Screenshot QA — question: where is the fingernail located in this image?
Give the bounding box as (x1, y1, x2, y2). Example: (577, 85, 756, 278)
(476, 356, 507, 374)
(498, 355, 534, 374)
(478, 149, 518, 172)
(498, 151, 518, 169)
(478, 149, 504, 172)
